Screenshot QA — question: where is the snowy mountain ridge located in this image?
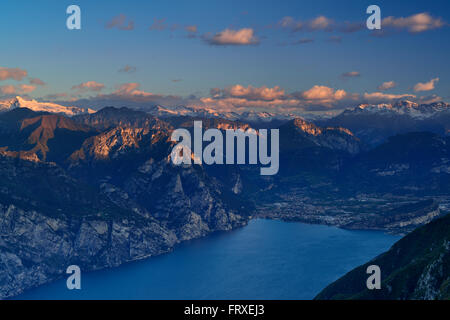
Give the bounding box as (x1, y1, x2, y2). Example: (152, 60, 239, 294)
(347, 100, 450, 119)
(0, 96, 95, 117)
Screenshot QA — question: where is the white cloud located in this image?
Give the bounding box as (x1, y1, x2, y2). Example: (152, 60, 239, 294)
(413, 78, 439, 92)
(377, 81, 396, 91)
(279, 12, 445, 35)
(71, 81, 105, 92)
(205, 28, 259, 45)
(279, 16, 334, 32)
(299, 85, 347, 102)
(213, 85, 286, 101)
(113, 82, 141, 95)
(342, 71, 361, 78)
(309, 16, 333, 31)
(197, 84, 352, 112)
(383, 13, 445, 33)
(363, 92, 416, 102)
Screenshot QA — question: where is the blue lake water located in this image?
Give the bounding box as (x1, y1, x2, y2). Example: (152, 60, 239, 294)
(17, 219, 400, 300)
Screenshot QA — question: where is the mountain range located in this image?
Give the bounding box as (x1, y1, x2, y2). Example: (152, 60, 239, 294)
(3, 97, 450, 142)
(321, 100, 450, 146)
(0, 97, 449, 299)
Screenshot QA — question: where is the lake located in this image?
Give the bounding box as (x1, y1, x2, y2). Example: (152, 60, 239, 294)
(17, 219, 400, 300)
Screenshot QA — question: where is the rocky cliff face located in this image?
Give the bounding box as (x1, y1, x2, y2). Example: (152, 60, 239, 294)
(0, 203, 177, 298)
(280, 118, 361, 155)
(0, 120, 248, 298)
(0, 158, 247, 299)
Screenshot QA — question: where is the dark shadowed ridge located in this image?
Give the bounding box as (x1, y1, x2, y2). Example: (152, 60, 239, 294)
(315, 212, 450, 300)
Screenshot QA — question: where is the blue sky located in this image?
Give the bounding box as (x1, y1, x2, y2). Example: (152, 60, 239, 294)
(0, 0, 449, 113)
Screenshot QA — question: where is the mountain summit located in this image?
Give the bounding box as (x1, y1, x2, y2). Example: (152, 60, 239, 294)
(0, 96, 95, 117)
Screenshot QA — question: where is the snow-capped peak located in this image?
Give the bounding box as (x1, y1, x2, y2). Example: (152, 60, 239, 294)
(0, 96, 95, 117)
(349, 100, 450, 119)
(145, 105, 300, 123)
